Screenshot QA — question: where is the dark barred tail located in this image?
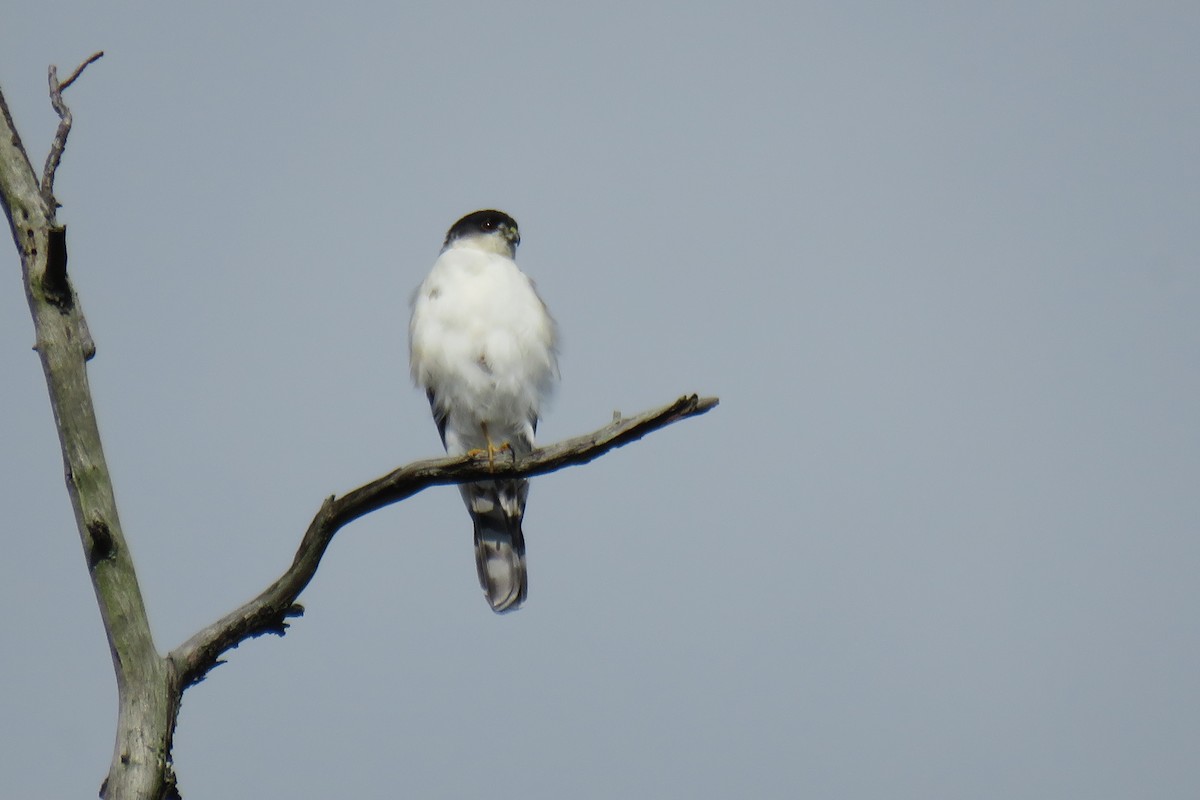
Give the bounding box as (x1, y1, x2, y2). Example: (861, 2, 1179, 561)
(463, 480, 529, 613)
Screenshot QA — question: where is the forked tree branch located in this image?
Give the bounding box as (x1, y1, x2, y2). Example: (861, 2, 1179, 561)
(170, 394, 718, 687)
(3, 53, 718, 800)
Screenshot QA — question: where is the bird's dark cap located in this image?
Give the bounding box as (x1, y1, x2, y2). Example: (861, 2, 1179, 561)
(444, 209, 520, 249)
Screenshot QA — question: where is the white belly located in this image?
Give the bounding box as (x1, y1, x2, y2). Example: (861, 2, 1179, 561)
(409, 247, 557, 453)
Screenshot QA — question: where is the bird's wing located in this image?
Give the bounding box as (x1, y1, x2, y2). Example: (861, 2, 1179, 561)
(426, 388, 448, 448)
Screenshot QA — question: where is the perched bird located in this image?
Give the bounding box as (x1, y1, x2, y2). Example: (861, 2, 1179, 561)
(409, 210, 558, 613)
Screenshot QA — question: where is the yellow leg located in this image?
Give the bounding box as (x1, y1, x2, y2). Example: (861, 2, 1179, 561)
(468, 422, 511, 470)
(483, 421, 495, 468)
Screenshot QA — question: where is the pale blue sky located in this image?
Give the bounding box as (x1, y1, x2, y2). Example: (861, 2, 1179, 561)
(3, 3, 1199, 798)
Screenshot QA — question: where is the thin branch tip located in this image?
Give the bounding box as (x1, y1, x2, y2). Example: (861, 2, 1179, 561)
(42, 51, 105, 202)
(57, 51, 105, 92)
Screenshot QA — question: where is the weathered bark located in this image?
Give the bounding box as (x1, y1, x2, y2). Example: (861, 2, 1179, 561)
(170, 393, 719, 687)
(2, 58, 718, 799)
(1, 56, 178, 800)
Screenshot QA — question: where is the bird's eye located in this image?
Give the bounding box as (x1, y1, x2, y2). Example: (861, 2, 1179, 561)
(481, 219, 495, 231)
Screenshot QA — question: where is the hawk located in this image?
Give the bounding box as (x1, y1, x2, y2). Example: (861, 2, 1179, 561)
(409, 210, 559, 613)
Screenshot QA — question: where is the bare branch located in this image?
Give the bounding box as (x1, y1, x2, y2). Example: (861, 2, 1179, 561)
(60, 51, 105, 91)
(170, 393, 718, 687)
(42, 51, 104, 202)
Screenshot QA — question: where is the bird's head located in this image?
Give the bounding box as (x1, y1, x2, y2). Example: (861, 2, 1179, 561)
(442, 210, 521, 258)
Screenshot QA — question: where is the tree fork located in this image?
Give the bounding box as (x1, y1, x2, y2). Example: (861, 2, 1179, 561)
(1, 56, 717, 800)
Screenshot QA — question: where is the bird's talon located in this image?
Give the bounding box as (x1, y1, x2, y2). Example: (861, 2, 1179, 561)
(486, 440, 512, 470)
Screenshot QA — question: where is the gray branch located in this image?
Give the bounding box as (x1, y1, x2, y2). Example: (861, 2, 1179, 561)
(170, 393, 718, 687)
(42, 51, 103, 204)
